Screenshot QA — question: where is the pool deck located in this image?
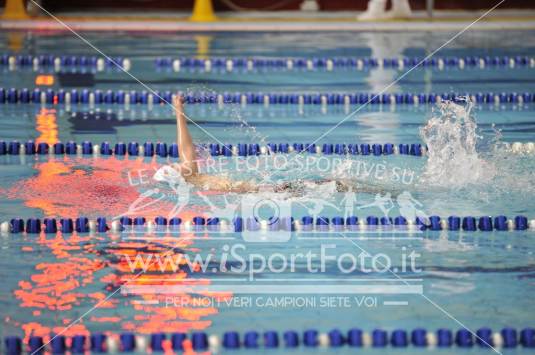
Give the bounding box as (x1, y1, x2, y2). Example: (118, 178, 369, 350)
(1, 9, 535, 32)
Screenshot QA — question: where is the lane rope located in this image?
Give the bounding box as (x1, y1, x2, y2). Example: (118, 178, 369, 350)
(0, 140, 427, 157)
(3, 54, 534, 73)
(0, 87, 533, 106)
(2, 215, 534, 235)
(0, 54, 128, 72)
(154, 55, 535, 72)
(3, 140, 534, 157)
(4, 327, 535, 353)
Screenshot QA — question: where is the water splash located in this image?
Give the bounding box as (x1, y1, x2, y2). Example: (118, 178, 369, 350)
(419, 98, 496, 187)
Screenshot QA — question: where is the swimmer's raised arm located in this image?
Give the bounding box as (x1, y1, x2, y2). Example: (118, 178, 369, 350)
(174, 94, 199, 177)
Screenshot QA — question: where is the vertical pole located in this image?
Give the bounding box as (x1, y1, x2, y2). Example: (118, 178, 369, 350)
(426, 0, 434, 18)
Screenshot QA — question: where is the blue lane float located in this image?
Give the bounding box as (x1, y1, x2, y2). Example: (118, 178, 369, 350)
(2, 54, 533, 72)
(0, 140, 427, 157)
(3, 327, 535, 353)
(1, 215, 534, 235)
(0, 54, 130, 71)
(0, 87, 532, 105)
(153, 55, 535, 71)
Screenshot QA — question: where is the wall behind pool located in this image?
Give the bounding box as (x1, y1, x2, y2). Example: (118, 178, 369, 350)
(33, 0, 535, 12)
(320, 0, 535, 10)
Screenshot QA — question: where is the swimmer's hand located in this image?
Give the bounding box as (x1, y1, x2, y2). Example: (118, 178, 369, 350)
(173, 93, 184, 119)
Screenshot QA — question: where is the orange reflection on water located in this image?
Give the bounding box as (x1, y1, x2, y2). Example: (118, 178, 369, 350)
(35, 75, 55, 86)
(109, 231, 231, 335)
(35, 108, 58, 145)
(4, 156, 228, 344)
(4, 157, 175, 218)
(13, 234, 106, 341)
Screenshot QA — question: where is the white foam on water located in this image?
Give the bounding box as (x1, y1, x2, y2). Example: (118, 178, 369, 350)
(413, 98, 535, 215)
(419, 98, 496, 187)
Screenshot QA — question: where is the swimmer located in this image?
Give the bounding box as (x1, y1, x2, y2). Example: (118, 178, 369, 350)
(166, 95, 256, 193)
(167, 95, 395, 195)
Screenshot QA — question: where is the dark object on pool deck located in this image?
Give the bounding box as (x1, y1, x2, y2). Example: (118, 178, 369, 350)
(57, 72, 95, 87)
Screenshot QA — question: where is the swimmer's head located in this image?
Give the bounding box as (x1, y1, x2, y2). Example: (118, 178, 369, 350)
(153, 164, 190, 184)
(171, 163, 195, 178)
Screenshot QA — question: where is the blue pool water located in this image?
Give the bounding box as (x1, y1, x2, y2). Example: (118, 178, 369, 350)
(0, 30, 534, 353)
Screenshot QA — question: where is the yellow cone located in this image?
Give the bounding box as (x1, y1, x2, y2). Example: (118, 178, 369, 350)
(190, 0, 217, 22)
(2, 0, 30, 20)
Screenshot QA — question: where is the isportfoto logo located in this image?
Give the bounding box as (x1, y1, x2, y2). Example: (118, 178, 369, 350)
(121, 243, 423, 297)
(123, 243, 421, 279)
